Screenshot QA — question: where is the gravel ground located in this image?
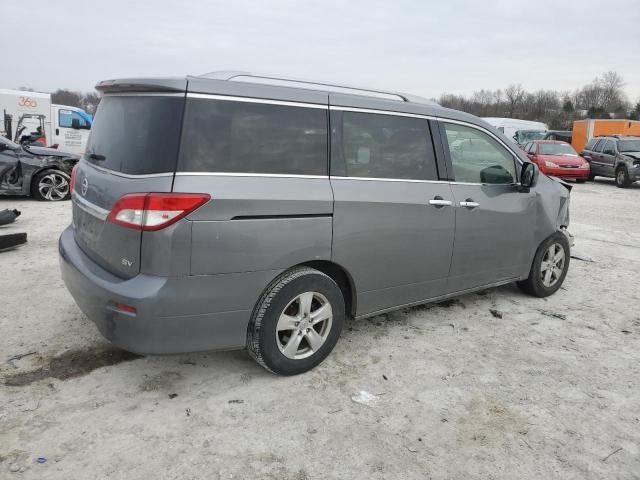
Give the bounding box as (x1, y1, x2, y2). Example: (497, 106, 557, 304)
(1, 179, 639, 479)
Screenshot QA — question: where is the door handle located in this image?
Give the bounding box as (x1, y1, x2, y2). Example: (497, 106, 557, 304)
(459, 200, 480, 209)
(56, 128, 59, 135)
(429, 197, 453, 208)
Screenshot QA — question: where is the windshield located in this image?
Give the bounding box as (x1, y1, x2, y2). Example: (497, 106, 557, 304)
(539, 143, 577, 155)
(517, 130, 546, 143)
(0, 135, 20, 150)
(86, 95, 184, 174)
(619, 140, 640, 152)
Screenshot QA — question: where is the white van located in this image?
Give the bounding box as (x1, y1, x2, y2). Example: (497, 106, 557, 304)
(1, 89, 92, 155)
(482, 117, 548, 146)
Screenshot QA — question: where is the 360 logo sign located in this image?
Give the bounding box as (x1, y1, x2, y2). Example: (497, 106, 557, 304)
(18, 96, 38, 108)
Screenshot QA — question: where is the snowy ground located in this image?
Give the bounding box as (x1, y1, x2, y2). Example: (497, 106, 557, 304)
(1, 179, 639, 479)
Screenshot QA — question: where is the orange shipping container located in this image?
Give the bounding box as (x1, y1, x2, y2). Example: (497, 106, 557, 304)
(572, 119, 640, 152)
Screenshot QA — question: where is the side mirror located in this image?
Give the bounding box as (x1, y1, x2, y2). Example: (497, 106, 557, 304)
(520, 162, 538, 189)
(71, 118, 81, 129)
(0, 143, 8, 152)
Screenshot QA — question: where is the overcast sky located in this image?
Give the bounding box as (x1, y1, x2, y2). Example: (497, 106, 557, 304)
(4, 0, 640, 101)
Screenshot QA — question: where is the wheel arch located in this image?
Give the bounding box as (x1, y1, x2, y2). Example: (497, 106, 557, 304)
(298, 260, 357, 318)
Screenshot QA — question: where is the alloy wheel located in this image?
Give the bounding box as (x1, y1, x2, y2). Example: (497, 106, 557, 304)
(276, 292, 333, 360)
(38, 172, 69, 201)
(540, 243, 565, 288)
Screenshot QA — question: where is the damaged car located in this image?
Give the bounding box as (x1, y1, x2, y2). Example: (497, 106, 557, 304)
(59, 73, 573, 375)
(581, 135, 640, 188)
(0, 136, 79, 201)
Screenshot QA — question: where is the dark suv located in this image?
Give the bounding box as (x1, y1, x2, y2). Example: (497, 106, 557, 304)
(581, 135, 640, 188)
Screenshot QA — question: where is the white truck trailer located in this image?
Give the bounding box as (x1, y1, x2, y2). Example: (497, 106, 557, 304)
(1, 89, 92, 155)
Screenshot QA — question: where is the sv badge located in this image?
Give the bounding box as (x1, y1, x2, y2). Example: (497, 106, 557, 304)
(121, 258, 133, 268)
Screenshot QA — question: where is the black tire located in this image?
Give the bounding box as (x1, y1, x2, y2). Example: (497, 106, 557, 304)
(587, 172, 596, 181)
(517, 233, 570, 298)
(247, 267, 345, 375)
(31, 170, 71, 201)
(614, 166, 632, 188)
(575, 179, 586, 184)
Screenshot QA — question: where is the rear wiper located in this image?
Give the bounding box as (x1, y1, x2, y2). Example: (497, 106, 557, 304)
(88, 152, 106, 161)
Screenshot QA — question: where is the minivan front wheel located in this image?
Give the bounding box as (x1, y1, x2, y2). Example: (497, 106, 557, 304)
(517, 233, 570, 297)
(247, 267, 345, 375)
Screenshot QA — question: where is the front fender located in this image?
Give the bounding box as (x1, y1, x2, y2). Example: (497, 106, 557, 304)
(20, 156, 76, 196)
(533, 174, 571, 241)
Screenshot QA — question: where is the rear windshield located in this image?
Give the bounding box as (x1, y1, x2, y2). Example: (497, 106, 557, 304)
(86, 95, 184, 174)
(539, 143, 577, 155)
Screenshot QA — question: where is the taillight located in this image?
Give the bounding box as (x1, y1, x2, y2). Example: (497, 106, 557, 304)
(107, 193, 210, 231)
(69, 165, 78, 193)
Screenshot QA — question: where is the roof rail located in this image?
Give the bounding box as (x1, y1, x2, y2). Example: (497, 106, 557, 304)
(197, 70, 438, 106)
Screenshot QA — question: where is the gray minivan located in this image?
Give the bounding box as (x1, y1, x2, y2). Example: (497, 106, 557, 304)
(59, 72, 572, 375)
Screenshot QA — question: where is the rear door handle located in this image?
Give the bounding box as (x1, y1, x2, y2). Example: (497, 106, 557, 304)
(429, 197, 453, 207)
(459, 201, 480, 209)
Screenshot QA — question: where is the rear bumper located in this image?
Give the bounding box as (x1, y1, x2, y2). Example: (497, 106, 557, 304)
(58, 226, 278, 354)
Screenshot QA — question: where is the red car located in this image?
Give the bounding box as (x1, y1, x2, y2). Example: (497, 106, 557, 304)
(524, 140, 590, 182)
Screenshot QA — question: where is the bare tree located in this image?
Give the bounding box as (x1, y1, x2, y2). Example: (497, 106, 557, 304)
(81, 92, 101, 115)
(505, 84, 525, 117)
(437, 71, 630, 129)
(51, 89, 83, 108)
(600, 71, 626, 111)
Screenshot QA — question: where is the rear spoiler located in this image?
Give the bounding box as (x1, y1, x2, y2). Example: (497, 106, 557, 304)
(95, 77, 187, 94)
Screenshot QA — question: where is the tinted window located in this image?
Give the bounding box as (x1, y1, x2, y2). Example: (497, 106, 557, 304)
(59, 109, 90, 129)
(86, 95, 183, 174)
(335, 111, 437, 180)
(585, 138, 598, 150)
(602, 140, 616, 155)
(443, 123, 516, 184)
(179, 99, 327, 175)
(593, 139, 606, 153)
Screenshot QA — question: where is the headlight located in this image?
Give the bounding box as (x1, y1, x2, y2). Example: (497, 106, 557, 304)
(545, 161, 558, 168)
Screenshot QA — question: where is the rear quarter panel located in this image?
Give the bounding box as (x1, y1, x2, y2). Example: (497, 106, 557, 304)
(175, 175, 334, 275)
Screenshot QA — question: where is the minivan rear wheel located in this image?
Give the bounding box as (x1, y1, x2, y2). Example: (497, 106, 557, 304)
(517, 233, 570, 298)
(247, 267, 345, 375)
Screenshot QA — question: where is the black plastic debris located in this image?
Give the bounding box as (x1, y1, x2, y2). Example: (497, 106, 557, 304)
(0, 232, 27, 252)
(0, 209, 21, 226)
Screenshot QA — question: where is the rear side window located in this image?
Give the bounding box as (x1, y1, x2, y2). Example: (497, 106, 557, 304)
(442, 122, 516, 184)
(86, 95, 184, 175)
(178, 99, 327, 175)
(593, 139, 606, 153)
(585, 138, 598, 150)
(331, 111, 437, 180)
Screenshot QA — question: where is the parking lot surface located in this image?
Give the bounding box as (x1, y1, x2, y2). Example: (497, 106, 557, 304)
(1, 179, 639, 479)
